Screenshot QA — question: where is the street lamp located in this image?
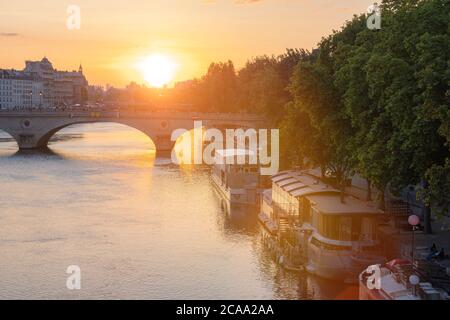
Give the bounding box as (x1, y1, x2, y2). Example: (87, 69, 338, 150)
(409, 274, 420, 296)
(408, 214, 420, 264)
(408, 214, 420, 296)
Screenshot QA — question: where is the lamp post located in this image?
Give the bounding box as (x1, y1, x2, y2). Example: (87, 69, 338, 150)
(408, 214, 420, 265)
(409, 274, 420, 297)
(408, 214, 420, 296)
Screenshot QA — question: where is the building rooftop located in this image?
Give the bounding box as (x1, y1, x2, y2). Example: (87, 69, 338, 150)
(0, 69, 34, 80)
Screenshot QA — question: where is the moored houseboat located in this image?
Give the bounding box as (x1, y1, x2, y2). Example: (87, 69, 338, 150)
(259, 170, 386, 282)
(302, 193, 386, 282)
(211, 149, 263, 219)
(259, 189, 277, 235)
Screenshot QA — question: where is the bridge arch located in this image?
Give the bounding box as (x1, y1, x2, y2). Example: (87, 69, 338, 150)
(0, 111, 267, 157)
(42, 122, 159, 151)
(0, 118, 176, 157)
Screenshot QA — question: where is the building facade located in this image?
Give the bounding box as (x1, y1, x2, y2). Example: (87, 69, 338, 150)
(0, 57, 88, 110)
(0, 70, 44, 110)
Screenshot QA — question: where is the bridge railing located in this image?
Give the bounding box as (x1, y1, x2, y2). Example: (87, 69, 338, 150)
(0, 108, 265, 120)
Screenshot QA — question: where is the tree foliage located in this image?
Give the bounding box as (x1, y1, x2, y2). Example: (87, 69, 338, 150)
(283, 0, 449, 227)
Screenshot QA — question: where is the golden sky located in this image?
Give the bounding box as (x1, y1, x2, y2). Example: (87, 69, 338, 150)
(0, 0, 374, 87)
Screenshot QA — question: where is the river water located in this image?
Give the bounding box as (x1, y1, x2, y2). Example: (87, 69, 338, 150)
(0, 123, 355, 299)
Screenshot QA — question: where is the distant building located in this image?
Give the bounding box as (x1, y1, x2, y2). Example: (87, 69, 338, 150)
(0, 70, 44, 110)
(0, 57, 88, 109)
(24, 57, 88, 107)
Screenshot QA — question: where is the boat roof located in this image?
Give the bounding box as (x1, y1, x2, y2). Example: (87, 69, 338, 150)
(290, 187, 340, 198)
(271, 170, 295, 179)
(306, 194, 382, 215)
(271, 170, 341, 198)
(283, 182, 307, 192)
(271, 173, 294, 183)
(276, 177, 298, 187)
(270, 171, 382, 215)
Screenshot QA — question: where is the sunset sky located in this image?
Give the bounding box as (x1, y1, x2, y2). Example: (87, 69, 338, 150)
(0, 0, 374, 87)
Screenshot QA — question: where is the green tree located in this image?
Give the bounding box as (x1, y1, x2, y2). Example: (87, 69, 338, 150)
(288, 59, 356, 200)
(330, 0, 449, 230)
(201, 61, 238, 112)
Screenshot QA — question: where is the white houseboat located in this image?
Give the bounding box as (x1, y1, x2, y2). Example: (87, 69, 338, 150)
(260, 170, 386, 282)
(211, 149, 264, 219)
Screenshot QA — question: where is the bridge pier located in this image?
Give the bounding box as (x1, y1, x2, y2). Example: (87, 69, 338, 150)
(154, 134, 176, 158)
(9, 132, 50, 150)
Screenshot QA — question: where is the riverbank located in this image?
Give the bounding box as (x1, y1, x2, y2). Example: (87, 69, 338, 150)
(255, 168, 450, 292)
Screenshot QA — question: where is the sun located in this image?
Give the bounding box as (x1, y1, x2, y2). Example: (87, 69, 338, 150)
(138, 54, 177, 88)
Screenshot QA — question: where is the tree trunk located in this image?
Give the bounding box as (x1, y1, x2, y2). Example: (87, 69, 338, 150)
(366, 180, 372, 201)
(320, 164, 326, 178)
(380, 188, 385, 211)
(423, 180, 433, 234)
(340, 175, 345, 204)
(424, 206, 432, 234)
(340, 185, 345, 203)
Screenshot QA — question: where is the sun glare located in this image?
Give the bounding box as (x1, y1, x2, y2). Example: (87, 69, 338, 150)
(138, 54, 177, 88)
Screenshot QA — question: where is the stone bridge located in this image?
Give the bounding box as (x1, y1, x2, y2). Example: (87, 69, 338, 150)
(0, 110, 266, 156)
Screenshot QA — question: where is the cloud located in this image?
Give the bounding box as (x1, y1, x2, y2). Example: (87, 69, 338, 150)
(0, 32, 20, 37)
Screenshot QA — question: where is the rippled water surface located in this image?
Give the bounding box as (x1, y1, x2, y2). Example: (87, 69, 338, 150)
(0, 123, 355, 299)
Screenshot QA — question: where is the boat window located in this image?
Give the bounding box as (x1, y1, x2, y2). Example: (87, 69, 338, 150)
(351, 217, 361, 241)
(361, 217, 376, 241)
(316, 214, 350, 241)
(302, 198, 311, 223)
(318, 214, 340, 240)
(316, 214, 379, 242)
(311, 207, 319, 229)
(339, 216, 352, 241)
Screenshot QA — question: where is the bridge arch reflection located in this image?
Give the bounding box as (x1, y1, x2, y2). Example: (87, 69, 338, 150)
(0, 111, 266, 157)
